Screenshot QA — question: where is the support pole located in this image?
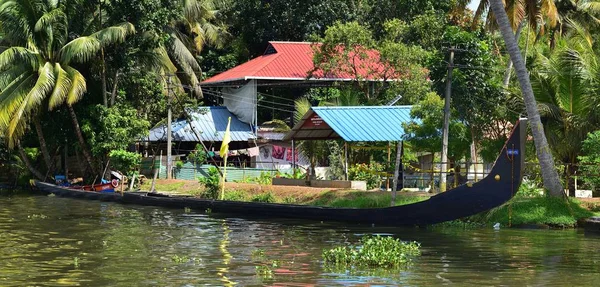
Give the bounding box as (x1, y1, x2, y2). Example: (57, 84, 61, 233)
(344, 142, 349, 181)
(292, 139, 296, 174)
(386, 142, 391, 191)
(440, 47, 454, 192)
(166, 75, 173, 179)
(391, 141, 403, 206)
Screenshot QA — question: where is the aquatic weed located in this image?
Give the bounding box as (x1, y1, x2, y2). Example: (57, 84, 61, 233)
(171, 255, 189, 263)
(322, 235, 421, 268)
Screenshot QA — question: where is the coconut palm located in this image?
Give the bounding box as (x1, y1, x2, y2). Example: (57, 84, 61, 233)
(489, 0, 565, 197)
(530, 25, 600, 196)
(294, 98, 327, 179)
(0, 0, 134, 173)
(166, 0, 230, 97)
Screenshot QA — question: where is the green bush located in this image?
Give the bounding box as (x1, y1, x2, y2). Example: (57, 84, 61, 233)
(251, 192, 276, 203)
(109, 149, 141, 175)
(187, 144, 208, 165)
(198, 167, 221, 199)
(578, 130, 600, 193)
(223, 190, 249, 201)
(322, 235, 420, 268)
(348, 163, 384, 190)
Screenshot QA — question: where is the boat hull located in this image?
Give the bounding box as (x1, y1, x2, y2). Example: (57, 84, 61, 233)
(35, 120, 527, 226)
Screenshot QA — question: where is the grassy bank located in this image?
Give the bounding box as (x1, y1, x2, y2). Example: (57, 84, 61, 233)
(469, 196, 595, 228)
(140, 179, 596, 227)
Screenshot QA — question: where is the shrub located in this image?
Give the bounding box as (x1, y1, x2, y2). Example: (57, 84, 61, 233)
(322, 235, 420, 268)
(348, 163, 384, 190)
(578, 131, 600, 193)
(109, 149, 141, 175)
(198, 167, 221, 199)
(251, 192, 276, 203)
(187, 144, 208, 165)
(223, 190, 249, 201)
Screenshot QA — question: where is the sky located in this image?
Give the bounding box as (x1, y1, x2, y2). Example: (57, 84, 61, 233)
(468, 0, 481, 12)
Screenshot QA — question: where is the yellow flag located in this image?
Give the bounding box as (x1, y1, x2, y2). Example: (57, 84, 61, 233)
(220, 117, 231, 157)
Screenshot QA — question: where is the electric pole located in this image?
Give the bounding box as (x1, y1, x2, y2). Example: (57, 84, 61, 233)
(440, 47, 454, 192)
(166, 75, 173, 179)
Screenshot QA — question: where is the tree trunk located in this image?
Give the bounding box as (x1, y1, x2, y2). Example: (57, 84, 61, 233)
(17, 142, 45, 181)
(101, 51, 108, 107)
(67, 104, 96, 175)
(110, 71, 120, 106)
(503, 21, 525, 88)
(33, 117, 53, 174)
(490, 0, 564, 198)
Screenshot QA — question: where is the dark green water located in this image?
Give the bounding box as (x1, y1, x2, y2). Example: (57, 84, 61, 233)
(1, 195, 599, 286)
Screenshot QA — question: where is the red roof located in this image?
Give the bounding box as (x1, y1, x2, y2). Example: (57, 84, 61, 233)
(201, 41, 399, 86)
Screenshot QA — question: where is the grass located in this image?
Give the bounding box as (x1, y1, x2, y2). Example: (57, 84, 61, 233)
(470, 196, 594, 228)
(309, 191, 426, 208)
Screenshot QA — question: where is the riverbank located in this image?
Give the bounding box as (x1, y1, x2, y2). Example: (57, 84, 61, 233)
(140, 179, 598, 227)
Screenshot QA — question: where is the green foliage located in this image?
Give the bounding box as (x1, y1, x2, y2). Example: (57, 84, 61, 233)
(348, 163, 384, 190)
(109, 150, 141, 175)
(276, 169, 305, 180)
(198, 167, 221, 199)
(322, 235, 421, 268)
(475, 197, 593, 227)
(310, 191, 426, 208)
(312, 20, 429, 103)
(187, 144, 208, 165)
(82, 104, 150, 156)
(516, 178, 545, 198)
(578, 130, 600, 190)
(223, 190, 249, 201)
(402, 92, 471, 160)
(251, 192, 277, 203)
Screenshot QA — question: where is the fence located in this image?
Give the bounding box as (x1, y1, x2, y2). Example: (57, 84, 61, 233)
(140, 158, 293, 182)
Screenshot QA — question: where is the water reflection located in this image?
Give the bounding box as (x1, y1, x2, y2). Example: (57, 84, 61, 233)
(0, 195, 599, 286)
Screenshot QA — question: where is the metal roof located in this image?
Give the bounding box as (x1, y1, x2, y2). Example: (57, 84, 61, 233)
(146, 107, 256, 142)
(284, 106, 414, 142)
(201, 42, 400, 86)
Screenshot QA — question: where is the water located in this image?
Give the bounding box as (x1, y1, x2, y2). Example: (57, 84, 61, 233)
(1, 194, 599, 286)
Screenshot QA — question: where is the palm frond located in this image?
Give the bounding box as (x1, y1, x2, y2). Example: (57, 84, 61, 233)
(294, 98, 311, 124)
(168, 34, 201, 73)
(90, 22, 135, 46)
(48, 62, 71, 110)
(63, 65, 86, 105)
(58, 36, 100, 64)
(33, 7, 66, 32)
(6, 62, 54, 141)
(0, 47, 39, 71)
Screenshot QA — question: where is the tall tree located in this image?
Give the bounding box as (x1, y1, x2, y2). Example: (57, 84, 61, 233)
(0, 0, 134, 174)
(530, 25, 600, 196)
(489, 0, 564, 197)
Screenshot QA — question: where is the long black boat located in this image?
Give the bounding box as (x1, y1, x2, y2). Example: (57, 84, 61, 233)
(35, 119, 527, 226)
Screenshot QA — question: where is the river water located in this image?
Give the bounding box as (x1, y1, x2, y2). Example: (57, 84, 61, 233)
(1, 194, 599, 286)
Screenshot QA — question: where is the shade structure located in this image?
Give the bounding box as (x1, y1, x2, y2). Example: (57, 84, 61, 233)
(284, 106, 413, 142)
(146, 106, 256, 143)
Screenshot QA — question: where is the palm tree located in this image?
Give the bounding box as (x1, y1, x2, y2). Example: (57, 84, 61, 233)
(0, 0, 133, 173)
(166, 0, 230, 97)
(530, 25, 600, 196)
(489, 0, 564, 197)
(474, 0, 559, 87)
(294, 98, 326, 179)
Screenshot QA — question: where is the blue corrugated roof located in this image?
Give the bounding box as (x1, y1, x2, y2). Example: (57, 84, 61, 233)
(285, 106, 414, 142)
(147, 107, 256, 142)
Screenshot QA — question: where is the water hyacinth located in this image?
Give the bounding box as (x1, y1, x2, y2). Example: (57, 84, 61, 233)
(322, 235, 421, 268)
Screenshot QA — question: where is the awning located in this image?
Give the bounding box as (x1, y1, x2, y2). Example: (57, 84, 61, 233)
(284, 106, 414, 142)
